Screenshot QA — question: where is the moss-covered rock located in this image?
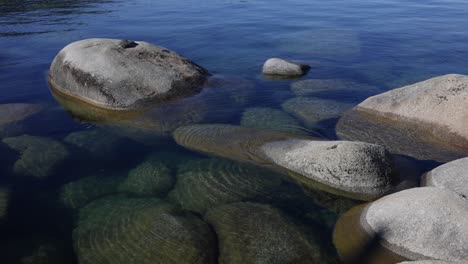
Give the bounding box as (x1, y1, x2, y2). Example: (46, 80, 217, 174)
(168, 159, 282, 214)
(118, 160, 173, 196)
(2, 135, 69, 178)
(205, 202, 337, 264)
(74, 195, 217, 264)
(240, 107, 308, 135)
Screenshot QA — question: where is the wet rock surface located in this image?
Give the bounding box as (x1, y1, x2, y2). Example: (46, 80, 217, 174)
(49, 38, 210, 110)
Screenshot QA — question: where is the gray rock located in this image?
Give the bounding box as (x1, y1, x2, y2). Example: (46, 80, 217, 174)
(0, 103, 43, 137)
(337, 74, 468, 162)
(282, 97, 354, 129)
(240, 107, 308, 135)
(49, 38, 209, 110)
(2, 135, 69, 178)
(262, 58, 309, 77)
(261, 139, 395, 200)
(335, 187, 468, 262)
(398, 261, 459, 264)
(422, 157, 468, 198)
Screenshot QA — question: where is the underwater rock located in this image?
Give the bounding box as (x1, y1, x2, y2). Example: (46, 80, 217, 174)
(173, 124, 311, 165)
(0, 103, 43, 137)
(0, 188, 10, 220)
(64, 128, 134, 160)
(336, 74, 468, 162)
(60, 173, 123, 209)
(290, 79, 382, 102)
(168, 158, 282, 214)
(333, 187, 468, 262)
(422, 157, 468, 198)
(240, 107, 308, 135)
(261, 139, 396, 201)
(262, 58, 309, 77)
(2, 135, 69, 178)
(205, 202, 336, 264)
(0, 237, 71, 264)
(49, 38, 209, 110)
(204, 74, 256, 109)
(143, 149, 202, 170)
(118, 159, 173, 196)
(282, 97, 354, 130)
(74, 195, 217, 264)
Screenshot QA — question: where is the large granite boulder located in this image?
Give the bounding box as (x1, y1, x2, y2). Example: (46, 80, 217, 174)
(333, 187, 468, 262)
(74, 195, 217, 264)
(205, 202, 337, 264)
(260, 139, 396, 201)
(422, 157, 468, 198)
(0, 103, 43, 137)
(49, 38, 209, 110)
(337, 74, 468, 162)
(2, 135, 69, 178)
(262, 58, 309, 77)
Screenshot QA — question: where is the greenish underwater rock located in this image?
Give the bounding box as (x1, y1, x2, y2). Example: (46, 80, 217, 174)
(168, 158, 282, 214)
(60, 173, 124, 209)
(205, 202, 338, 264)
(0, 103, 43, 138)
(74, 195, 217, 264)
(240, 107, 308, 135)
(2, 135, 69, 178)
(118, 159, 173, 196)
(281, 97, 354, 130)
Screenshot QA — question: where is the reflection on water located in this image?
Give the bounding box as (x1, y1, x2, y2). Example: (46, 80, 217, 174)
(1, 0, 468, 262)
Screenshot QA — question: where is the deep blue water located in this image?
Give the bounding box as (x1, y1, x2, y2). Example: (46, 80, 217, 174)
(1, 0, 468, 263)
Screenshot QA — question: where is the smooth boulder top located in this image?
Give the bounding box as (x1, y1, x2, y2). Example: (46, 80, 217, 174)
(262, 58, 309, 77)
(261, 139, 395, 200)
(49, 38, 209, 110)
(398, 261, 459, 264)
(363, 187, 468, 261)
(423, 157, 468, 198)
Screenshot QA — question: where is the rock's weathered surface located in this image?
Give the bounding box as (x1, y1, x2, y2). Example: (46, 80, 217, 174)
(398, 261, 458, 264)
(261, 139, 395, 200)
(422, 157, 468, 198)
(118, 160, 173, 196)
(337, 74, 468, 162)
(334, 187, 468, 262)
(2, 135, 69, 178)
(49, 38, 209, 110)
(240, 107, 307, 135)
(74, 195, 217, 264)
(168, 158, 282, 214)
(205, 202, 336, 264)
(0, 103, 43, 137)
(282, 97, 354, 129)
(262, 58, 309, 77)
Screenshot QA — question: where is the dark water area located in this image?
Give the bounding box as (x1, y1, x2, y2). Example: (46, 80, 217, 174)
(1, 0, 468, 263)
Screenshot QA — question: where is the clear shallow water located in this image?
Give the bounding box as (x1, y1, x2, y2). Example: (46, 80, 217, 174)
(1, 0, 468, 263)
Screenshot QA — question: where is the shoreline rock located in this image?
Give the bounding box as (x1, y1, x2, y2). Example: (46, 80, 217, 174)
(422, 157, 468, 198)
(262, 58, 309, 77)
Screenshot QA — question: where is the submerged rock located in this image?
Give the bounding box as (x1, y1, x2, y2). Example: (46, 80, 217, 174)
(49, 38, 209, 110)
(334, 187, 468, 262)
(2, 135, 69, 178)
(0, 237, 71, 264)
(262, 58, 309, 77)
(240, 107, 308, 135)
(0, 103, 43, 137)
(336, 74, 468, 162)
(0, 188, 10, 220)
(74, 195, 217, 264)
(282, 97, 354, 130)
(118, 160, 173, 196)
(261, 139, 396, 201)
(168, 158, 282, 214)
(422, 157, 468, 198)
(205, 202, 337, 264)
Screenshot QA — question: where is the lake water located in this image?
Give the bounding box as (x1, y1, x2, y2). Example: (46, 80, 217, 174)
(1, 0, 468, 263)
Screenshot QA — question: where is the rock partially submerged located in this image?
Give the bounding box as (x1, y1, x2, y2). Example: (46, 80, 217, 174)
(422, 157, 468, 198)
(205, 202, 336, 264)
(49, 38, 210, 110)
(334, 187, 468, 262)
(261, 139, 396, 200)
(262, 58, 309, 77)
(74, 195, 217, 264)
(337, 74, 468, 162)
(2, 135, 69, 178)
